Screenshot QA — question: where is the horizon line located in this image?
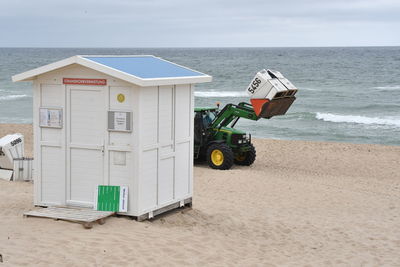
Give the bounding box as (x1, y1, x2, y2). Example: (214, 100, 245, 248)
(0, 45, 399, 49)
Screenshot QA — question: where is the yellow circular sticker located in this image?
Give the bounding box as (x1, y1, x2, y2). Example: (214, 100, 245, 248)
(117, 93, 125, 103)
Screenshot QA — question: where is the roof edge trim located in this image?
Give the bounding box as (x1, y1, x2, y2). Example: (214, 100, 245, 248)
(12, 56, 79, 82)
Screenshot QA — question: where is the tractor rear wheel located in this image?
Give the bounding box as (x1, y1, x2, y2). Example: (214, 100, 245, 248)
(234, 143, 256, 166)
(206, 143, 234, 170)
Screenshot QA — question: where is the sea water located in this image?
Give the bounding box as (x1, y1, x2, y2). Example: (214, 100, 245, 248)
(0, 47, 399, 146)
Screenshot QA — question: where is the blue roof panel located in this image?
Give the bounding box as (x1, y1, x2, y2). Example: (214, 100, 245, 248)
(84, 56, 205, 79)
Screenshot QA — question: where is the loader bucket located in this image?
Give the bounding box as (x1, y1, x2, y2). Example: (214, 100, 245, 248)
(251, 97, 296, 119)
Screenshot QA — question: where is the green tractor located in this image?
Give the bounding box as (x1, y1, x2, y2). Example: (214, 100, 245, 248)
(194, 103, 257, 170)
(194, 97, 296, 170)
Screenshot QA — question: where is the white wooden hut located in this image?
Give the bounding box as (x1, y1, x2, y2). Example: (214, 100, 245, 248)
(12, 55, 212, 219)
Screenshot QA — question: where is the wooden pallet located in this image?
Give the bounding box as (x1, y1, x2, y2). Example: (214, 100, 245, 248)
(24, 207, 114, 229)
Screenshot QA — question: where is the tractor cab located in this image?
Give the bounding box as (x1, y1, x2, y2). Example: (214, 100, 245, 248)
(194, 107, 217, 128)
(194, 107, 218, 146)
(194, 107, 217, 129)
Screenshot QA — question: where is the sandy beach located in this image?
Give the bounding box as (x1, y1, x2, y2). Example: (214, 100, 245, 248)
(0, 123, 399, 266)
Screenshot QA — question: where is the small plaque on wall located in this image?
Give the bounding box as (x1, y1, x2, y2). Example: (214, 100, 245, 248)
(108, 111, 132, 132)
(39, 108, 63, 128)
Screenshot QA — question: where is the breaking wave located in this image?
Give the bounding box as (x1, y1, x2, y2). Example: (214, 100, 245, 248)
(195, 91, 248, 98)
(300, 87, 320, 91)
(316, 112, 400, 127)
(0, 94, 30, 101)
(373, 85, 400, 90)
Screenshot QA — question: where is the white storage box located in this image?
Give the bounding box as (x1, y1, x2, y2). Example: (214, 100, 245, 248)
(246, 69, 298, 119)
(246, 69, 298, 99)
(0, 134, 24, 170)
(246, 69, 288, 99)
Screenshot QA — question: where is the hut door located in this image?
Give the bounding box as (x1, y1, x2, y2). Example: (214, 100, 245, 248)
(66, 86, 107, 207)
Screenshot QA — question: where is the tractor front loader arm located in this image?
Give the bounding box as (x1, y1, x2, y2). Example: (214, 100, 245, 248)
(210, 102, 259, 129)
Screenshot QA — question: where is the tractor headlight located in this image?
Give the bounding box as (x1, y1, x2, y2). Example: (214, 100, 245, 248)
(238, 140, 242, 144)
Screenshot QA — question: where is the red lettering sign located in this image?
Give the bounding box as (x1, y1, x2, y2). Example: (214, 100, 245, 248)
(63, 78, 107, 86)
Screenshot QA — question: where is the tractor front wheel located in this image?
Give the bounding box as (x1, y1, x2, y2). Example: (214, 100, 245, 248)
(234, 143, 256, 166)
(206, 143, 234, 170)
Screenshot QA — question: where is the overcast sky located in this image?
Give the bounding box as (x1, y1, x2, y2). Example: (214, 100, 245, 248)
(0, 0, 399, 47)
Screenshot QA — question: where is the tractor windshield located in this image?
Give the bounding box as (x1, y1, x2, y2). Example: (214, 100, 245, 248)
(203, 111, 216, 127)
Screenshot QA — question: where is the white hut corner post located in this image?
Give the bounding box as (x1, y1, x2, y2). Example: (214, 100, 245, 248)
(12, 55, 212, 221)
